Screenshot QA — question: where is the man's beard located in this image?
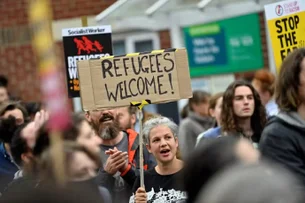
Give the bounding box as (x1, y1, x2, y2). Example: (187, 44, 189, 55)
(91, 114, 121, 140)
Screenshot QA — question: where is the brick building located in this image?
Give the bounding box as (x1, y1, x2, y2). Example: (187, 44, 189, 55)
(0, 0, 116, 102)
(1, 0, 275, 121)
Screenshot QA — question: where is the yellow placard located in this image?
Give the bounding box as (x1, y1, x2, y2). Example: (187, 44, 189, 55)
(265, 0, 305, 73)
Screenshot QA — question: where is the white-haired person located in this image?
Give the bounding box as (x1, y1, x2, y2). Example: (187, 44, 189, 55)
(129, 116, 187, 203)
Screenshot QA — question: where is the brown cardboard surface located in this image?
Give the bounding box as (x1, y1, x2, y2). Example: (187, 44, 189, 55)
(77, 48, 192, 111)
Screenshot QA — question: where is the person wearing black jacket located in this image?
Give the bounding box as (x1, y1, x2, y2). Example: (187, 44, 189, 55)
(260, 48, 305, 188)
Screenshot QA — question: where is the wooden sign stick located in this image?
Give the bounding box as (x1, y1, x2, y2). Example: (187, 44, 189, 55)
(131, 100, 151, 188)
(138, 109, 145, 188)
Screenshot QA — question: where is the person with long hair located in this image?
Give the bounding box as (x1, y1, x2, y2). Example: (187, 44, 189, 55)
(221, 80, 267, 145)
(252, 69, 278, 117)
(260, 48, 305, 188)
(178, 90, 214, 159)
(130, 117, 187, 203)
(195, 80, 267, 148)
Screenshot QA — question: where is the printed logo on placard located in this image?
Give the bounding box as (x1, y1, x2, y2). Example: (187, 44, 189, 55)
(275, 5, 284, 16)
(73, 36, 104, 55)
(283, 1, 300, 14)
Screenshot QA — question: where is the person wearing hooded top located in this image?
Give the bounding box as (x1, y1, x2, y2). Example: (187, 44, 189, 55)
(260, 48, 305, 189)
(178, 90, 214, 159)
(129, 116, 187, 203)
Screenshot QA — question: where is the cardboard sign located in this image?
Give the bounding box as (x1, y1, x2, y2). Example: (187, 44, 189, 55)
(265, 0, 305, 73)
(77, 48, 192, 111)
(62, 25, 113, 98)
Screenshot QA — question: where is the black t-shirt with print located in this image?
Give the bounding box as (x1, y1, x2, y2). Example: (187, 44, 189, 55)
(129, 167, 187, 203)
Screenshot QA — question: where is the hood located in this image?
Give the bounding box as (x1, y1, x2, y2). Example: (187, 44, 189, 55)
(277, 111, 305, 129)
(188, 111, 214, 126)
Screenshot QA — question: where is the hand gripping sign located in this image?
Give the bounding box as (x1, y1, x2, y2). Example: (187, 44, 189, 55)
(77, 48, 192, 187)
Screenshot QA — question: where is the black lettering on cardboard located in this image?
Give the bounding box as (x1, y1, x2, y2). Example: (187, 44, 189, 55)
(155, 53, 163, 73)
(149, 54, 157, 73)
(128, 78, 138, 96)
(163, 53, 175, 72)
(137, 77, 145, 95)
(157, 75, 167, 95)
(123, 58, 130, 76)
(122, 80, 132, 99)
(113, 58, 122, 77)
(105, 83, 119, 102)
(138, 55, 149, 74)
(101, 59, 114, 79)
(132, 57, 141, 75)
(144, 76, 157, 95)
(121, 80, 131, 100)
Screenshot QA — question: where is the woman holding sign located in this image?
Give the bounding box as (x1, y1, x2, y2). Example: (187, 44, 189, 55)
(129, 117, 187, 203)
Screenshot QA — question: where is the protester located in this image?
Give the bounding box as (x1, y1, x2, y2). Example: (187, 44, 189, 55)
(130, 116, 187, 203)
(117, 106, 138, 131)
(0, 102, 29, 125)
(0, 102, 29, 191)
(196, 92, 223, 146)
(39, 142, 111, 203)
(195, 162, 303, 203)
(85, 108, 156, 203)
(178, 90, 214, 158)
(182, 136, 259, 203)
(2, 110, 49, 184)
(2, 113, 101, 195)
(1, 121, 37, 197)
(252, 69, 278, 117)
(197, 80, 267, 148)
(260, 48, 305, 188)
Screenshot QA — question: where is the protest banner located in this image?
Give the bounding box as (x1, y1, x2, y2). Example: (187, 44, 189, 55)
(265, 0, 305, 73)
(77, 48, 192, 111)
(62, 25, 113, 98)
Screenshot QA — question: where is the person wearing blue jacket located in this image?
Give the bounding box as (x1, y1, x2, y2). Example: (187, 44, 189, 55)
(197, 80, 267, 148)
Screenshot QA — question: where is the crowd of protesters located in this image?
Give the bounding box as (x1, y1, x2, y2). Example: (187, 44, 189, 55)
(0, 48, 305, 203)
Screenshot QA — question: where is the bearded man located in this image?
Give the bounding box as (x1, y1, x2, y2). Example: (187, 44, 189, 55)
(86, 108, 155, 203)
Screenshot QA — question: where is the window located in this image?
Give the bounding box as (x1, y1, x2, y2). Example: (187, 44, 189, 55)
(135, 40, 153, 52)
(113, 40, 126, 55)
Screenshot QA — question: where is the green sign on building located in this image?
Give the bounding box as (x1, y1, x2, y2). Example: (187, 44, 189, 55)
(183, 13, 264, 77)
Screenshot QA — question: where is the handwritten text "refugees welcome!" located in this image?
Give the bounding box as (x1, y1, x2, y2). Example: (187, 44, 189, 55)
(101, 53, 176, 102)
